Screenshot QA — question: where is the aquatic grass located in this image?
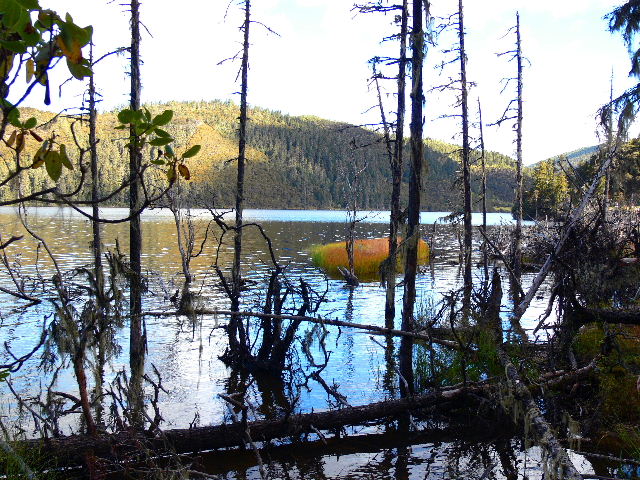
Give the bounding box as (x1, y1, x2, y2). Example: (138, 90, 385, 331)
(310, 237, 430, 280)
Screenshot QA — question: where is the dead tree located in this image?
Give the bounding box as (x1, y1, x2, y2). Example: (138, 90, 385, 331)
(128, 0, 145, 429)
(457, 0, 473, 312)
(400, 0, 429, 397)
(338, 140, 367, 287)
(229, 0, 251, 361)
(355, 0, 409, 325)
(387, 2, 409, 327)
(603, 70, 615, 221)
(477, 98, 488, 282)
(495, 12, 525, 280)
(88, 44, 109, 426)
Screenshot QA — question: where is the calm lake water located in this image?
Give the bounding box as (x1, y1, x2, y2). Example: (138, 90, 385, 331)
(0, 207, 600, 479)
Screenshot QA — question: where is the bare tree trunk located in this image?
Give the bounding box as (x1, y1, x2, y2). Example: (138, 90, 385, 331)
(88, 44, 107, 426)
(128, 0, 145, 429)
(386, 0, 408, 328)
(229, 0, 251, 360)
(400, 0, 428, 398)
(458, 0, 472, 312)
(73, 346, 97, 436)
(478, 98, 488, 282)
(604, 70, 614, 221)
(513, 12, 524, 280)
(343, 202, 359, 287)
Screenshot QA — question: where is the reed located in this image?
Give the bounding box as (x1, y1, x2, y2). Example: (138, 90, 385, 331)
(311, 237, 430, 280)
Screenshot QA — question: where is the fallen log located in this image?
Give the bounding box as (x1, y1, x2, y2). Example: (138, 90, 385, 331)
(197, 420, 516, 476)
(21, 386, 484, 468)
(146, 308, 462, 350)
(570, 304, 640, 327)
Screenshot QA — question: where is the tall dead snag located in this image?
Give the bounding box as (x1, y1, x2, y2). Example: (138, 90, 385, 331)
(457, 0, 473, 311)
(338, 140, 366, 288)
(603, 71, 615, 221)
(388, 0, 409, 328)
(400, 0, 428, 397)
(128, 0, 145, 429)
(477, 98, 488, 282)
(88, 44, 108, 425)
(514, 12, 523, 280)
(495, 12, 524, 280)
(228, 0, 251, 361)
(355, 0, 409, 325)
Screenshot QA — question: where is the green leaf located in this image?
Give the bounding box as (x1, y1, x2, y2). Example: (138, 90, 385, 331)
(117, 108, 134, 124)
(135, 123, 151, 136)
(31, 145, 45, 168)
(167, 165, 176, 182)
(143, 108, 151, 121)
(7, 108, 20, 127)
(154, 127, 170, 137)
(132, 109, 143, 123)
(66, 57, 91, 80)
(165, 144, 175, 157)
(0, 0, 23, 30)
(149, 136, 173, 147)
(23, 116, 36, 129)
(59, 144, 72, 169)
(36, 9, 56, 30)
(182, 144, 201, 159)
(152, 109, 173, 126)
(0, 370, 9, 382)
(20, 25, 40, 46)
(0, 39, 26, 53)
(15, 0, 38, 9)
(44, 151, 62, 181)
(150, 159, 165, 165)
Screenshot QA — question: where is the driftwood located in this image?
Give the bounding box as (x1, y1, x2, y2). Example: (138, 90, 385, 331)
(489, 269, 584, 480)
(20, 387, 481, 468)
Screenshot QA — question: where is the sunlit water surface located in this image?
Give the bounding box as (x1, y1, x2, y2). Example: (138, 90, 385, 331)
(0, 207, 591, 479)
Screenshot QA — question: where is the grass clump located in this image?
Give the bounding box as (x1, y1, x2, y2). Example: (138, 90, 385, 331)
(310, 237, 429, 280)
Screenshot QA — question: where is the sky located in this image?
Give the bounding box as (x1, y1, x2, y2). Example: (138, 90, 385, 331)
(21, 0, 638, 164)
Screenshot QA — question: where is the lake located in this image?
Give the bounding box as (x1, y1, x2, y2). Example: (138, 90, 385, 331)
(0, 207, 596, 479)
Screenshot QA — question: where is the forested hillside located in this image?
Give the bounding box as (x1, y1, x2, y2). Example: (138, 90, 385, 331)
(522, 140, 640, 219)
(0, 100, 519, 211)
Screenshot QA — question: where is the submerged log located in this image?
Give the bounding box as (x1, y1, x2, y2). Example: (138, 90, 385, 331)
(570, 304, 640, 327)
(21, 386, 481, 468)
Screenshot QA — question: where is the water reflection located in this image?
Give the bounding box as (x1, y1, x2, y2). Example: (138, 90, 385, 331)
(0, 208, 553, 432)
